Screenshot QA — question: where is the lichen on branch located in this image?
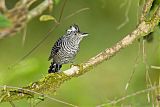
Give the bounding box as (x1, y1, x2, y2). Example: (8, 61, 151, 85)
(1, 0, 160, 104)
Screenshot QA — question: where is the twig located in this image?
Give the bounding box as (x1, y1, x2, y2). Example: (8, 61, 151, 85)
(142, 39, 155, 105)
(22, 25, 27, 46)
(151, 65, 160, 69)
(140, 0, 154, 21)
(137, 0, 142, 24)
(125, 41, 141, 90)
(58, 0, 68, 22)
(0, 85, 77, 107)
(0, 0, 53, 39)
(27, 0, 53, 21)
(97, 85, 160, 107)
(64, 8, 90, 20)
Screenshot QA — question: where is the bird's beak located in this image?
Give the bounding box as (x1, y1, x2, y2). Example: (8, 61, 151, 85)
(81, 32, 88, 37)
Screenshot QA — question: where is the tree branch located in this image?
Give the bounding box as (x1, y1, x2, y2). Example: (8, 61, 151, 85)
(140, 0, 154, 21)
(0, 0, 7, 13)
(1, 0, 160, 104)
(27, 0, 53, 21)
(0, 0, 53, 39)
(97, 85, 160, 107)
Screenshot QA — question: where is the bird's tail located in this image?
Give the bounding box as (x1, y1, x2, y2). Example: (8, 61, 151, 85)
(48, 62, 62, 73)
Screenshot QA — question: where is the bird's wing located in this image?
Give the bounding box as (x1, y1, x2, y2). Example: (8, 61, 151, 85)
(48, 38, 62, 61)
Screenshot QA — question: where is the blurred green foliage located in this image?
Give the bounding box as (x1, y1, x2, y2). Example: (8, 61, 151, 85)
(0, 0, 160, 107)
(54, 0, 61, 5)
(0, 14, 11, 28)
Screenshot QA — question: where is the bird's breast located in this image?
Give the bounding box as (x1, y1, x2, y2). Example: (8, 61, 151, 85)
(53, 41, 79, 64)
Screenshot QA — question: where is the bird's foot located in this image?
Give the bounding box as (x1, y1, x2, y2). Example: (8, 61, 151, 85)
(70, 63, 84, 74)
(70, 62, 74, 68)
(70, 62, 78, 68)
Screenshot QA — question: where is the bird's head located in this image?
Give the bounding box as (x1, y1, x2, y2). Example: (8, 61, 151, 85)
(66, 24, 88, 38)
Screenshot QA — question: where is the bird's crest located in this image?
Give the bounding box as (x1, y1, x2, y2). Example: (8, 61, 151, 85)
(67, 24, 79, 34)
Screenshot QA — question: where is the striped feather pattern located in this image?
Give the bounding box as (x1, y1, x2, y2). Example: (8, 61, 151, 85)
(48, 24, 88, 73)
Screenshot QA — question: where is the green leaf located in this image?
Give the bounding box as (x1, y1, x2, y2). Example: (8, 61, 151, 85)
(39, 15, 55, 21)
(0, 14, 12, 28)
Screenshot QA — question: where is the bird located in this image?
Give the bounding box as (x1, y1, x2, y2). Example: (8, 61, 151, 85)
(48, 24, 88, 73)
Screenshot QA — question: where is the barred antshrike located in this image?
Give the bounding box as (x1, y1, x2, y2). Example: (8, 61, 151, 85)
(48, 24, 88, 73)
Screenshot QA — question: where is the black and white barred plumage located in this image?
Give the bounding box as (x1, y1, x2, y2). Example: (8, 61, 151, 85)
(48, 24, 88, 73)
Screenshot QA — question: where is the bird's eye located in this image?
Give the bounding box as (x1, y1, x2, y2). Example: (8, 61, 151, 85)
(67, 30, 71, 34)
(76, 33, 80, 36)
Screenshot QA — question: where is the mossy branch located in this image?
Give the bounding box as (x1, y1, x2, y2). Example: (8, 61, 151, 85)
(1, 0, 160, 103)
